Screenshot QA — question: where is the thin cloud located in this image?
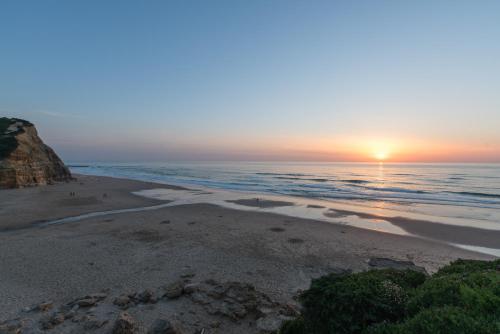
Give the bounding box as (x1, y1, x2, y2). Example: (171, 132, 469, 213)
(35, 110, 84, 119)
(0, 109, 84, 119)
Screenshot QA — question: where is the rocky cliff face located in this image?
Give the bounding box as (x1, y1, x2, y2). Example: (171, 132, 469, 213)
(0, 117, 72, 188)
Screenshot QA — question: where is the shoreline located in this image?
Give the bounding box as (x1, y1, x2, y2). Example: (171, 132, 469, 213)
(0, 174, 496, 331)
(2, 173, 498, 254)
(3, 173, 499, 255)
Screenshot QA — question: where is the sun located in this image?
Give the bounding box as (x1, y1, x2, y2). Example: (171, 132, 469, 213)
(357, 139, 395, 162)
(374, 150, 389, 161)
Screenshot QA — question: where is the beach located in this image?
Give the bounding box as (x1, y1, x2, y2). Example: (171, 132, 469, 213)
(0, 174, 495, 333)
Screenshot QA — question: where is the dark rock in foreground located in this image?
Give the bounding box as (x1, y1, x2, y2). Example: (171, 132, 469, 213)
(0, 117, 72, 188)
(113, 312, 136, 334)
(0, 277, 298, 333)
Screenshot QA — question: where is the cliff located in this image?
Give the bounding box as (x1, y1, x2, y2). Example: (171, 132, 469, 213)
(0, 117, 72, 188)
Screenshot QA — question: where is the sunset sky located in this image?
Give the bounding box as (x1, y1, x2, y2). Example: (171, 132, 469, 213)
(1, 1, 499, 162)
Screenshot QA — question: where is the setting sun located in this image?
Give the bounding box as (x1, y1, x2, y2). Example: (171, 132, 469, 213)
(363, 139, 396, 162)
(374, 150, 389, 161)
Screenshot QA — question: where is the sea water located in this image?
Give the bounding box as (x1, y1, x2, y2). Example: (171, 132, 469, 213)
(70, 162, 500, 231)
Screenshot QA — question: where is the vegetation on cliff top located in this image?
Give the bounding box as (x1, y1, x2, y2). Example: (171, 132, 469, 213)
(280, 259, 500, 334)
(0, 117, 33, 159)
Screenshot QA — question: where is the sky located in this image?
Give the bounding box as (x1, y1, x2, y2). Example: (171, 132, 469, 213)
(1, 0, 499, 162)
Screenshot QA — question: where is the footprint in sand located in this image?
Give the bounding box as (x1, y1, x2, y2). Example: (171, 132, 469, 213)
(269, 227, 285, 232)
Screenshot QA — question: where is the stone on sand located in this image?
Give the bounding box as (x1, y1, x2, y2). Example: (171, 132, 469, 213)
(147, 319, 182, 334)
(113, 312, 136, 334)
(163, 281, 185, 299)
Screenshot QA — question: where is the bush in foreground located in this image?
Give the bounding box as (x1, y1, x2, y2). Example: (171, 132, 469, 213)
(280, 259, 500, 334)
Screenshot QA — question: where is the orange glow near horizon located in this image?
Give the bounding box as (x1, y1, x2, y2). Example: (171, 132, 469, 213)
(268, 135, 500, 162)
(162, 134, 500, 162)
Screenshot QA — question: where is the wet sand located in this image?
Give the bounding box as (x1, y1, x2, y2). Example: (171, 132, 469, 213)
(0, 175, 496, 332)
(0, 175, 185, 231)
(324, 209, 500, 249)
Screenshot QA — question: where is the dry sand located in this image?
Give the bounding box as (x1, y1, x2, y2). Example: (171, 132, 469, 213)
(0, 175, 495, 333)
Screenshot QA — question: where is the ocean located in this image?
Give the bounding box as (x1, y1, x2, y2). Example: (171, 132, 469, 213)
(69, 162, 500, 208)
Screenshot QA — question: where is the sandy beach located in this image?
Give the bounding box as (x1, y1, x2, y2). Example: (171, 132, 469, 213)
(0, 174, 495, 333)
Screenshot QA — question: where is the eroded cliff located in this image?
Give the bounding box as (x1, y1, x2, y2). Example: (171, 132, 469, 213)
(0, 117, 72, 188)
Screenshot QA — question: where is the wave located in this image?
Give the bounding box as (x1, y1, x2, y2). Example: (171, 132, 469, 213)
(71, 163, 500, 211)
(274, 176, 331, 182)
(304, 178, 330, 182)
(341, 179, 369, 184)
(369, 187, 428, 194)
(256, 172, 308, 177)
(274, 176, 300, 180)
(447, 191, 500, 199)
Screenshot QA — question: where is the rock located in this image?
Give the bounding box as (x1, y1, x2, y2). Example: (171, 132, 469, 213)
(82, 315, 108, 330)
(163, 281, 185, 299)
(22, 306, 35, 313)
(35, 301, 53, 312)
(89, 292, 108, 299)
(279, 303, 301, 317)
(0, 118, 72, 189)
(189, 280, 278, 321)
(256, 314, 294, 333)
(209, 321, 221, 328)
(256, 306, 274, 318)
(183, 283, 200, 294)
(190, 292, 212, 305)
(368, 257, 428, 274)
(147, 319, 181, 334)
(76, 298, 97, 307)
(180, 272, 195, 279)
(114, 295, 132, 309)
(215, 301, 247, 320)
(136, 289, 157, 304)
(72, 293, 107, 307)
(0, 319, 22, 334)
(40, 313, 65, 330)
(112, 312, 136, 334)
(0, 327, 18, 334)
(204, 279, 218, 285)
(63, 309, 77, 320)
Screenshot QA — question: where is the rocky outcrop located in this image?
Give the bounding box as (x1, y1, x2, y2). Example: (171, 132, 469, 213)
(0, 117, 72, 188)
(0, 277, 298, 334)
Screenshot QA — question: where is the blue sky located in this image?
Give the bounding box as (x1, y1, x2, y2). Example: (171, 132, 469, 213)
(1, 0, 499, 162)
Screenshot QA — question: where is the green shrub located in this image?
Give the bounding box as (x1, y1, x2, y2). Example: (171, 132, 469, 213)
(279, 317, 306, 334)
(297, 269, 426, 334)
(0, 117, 32, 159)
(434, 259, 500, 277)
(0, 136, 19, 159)
(407, 271, 500, 316)
(367, 306, 499, 334)
(0, 117, 11, 133)
(280, 259, 500, 334)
